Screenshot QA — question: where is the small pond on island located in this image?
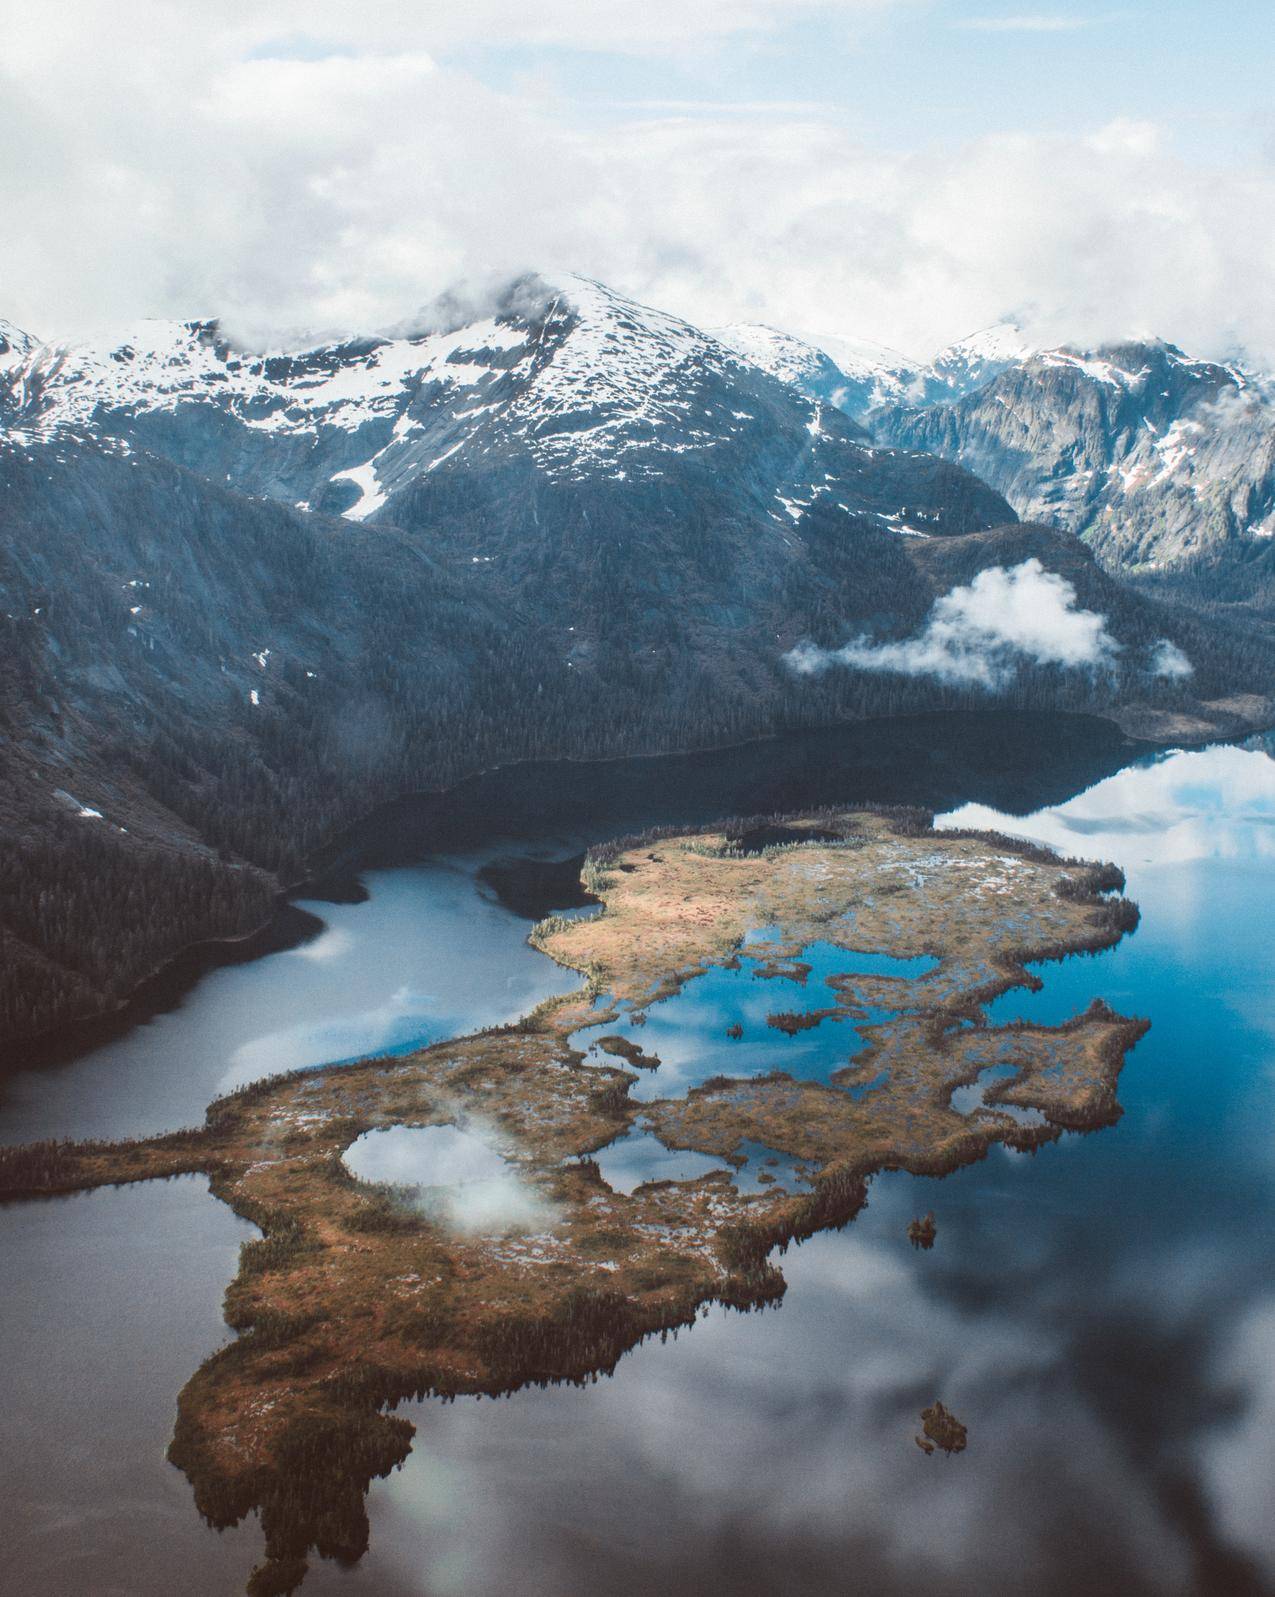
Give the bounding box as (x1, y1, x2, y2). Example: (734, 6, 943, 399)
(343, 1124, 554, 1236)
(573, 940, 939, 1103)
(4, 712, 1275, 1597)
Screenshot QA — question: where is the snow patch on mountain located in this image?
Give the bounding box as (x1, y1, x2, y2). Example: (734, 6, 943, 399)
(0, 275, 1013, 541)
(501, 273, 752, 480)
(713, 318, 1041, 418)
(873, 334, 1275, 571)
(0, 319, 37, 367)
(329, 459, 387, 520)
(14, 314, 533, 443)
(923, 323, 1036, 402)
(713, 322, 917, 414)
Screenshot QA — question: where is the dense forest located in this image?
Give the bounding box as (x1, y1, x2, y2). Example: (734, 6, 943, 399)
(2, 425, 1273, 1050)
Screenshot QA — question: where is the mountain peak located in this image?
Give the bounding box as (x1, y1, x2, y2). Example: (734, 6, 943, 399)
(0, 318, 38, 366)
(939, 322, 1035, 365)
(923, 322, 1036, 401)
(812, 330, 919, 383)
(713, 322, 918, 415)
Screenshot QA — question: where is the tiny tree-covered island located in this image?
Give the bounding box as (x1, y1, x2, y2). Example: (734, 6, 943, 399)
(0, 808, 1148, 1596)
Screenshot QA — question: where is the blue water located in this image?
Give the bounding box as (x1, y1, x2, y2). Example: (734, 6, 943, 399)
(591, 1126, 818, 1197)
(583, 940, 938, 1192)
(575, 941, 938, 1104)
(0, 860, 580, 1145)
(589, 1126, 733, 1195)
(309, 739, 1275, 1597)
(7, 732, 1275, 1597)
(949, 1062, 1048, 1127)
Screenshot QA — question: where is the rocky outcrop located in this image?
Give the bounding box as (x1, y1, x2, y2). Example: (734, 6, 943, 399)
(874, 340, 1275, 576)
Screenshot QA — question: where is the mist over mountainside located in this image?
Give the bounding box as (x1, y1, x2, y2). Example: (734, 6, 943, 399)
(712, 320, 1033, 418)
(2, 273, 1272, 1048)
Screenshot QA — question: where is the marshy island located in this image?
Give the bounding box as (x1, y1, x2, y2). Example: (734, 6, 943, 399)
(0, 807, 1148, 1596)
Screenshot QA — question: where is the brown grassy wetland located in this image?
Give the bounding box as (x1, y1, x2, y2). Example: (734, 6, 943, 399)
(0, 807, 1147, 1596)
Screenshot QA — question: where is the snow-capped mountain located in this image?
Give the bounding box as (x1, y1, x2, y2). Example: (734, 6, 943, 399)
(712, 323, 918, 415)
(0, 318, 36, 369)
(873, 339, 1275, 573)
(712, 320, 1034, 421)
(7, 275, 1269, 589)
(921, 323, 1036, 404)
(0, 272, 1009, 546)
(718, 311, 1275, 581)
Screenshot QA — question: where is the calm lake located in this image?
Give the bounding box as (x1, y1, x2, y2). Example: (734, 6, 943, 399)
(3, 712, 1274, 1597)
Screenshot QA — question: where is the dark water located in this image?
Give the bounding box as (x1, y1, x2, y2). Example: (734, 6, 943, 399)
(0, 1179, 257, 1597)
(4, 714, 1275, 1596)
(0, 711, 1130, 1146)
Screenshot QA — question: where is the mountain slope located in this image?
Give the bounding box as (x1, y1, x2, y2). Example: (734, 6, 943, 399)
(901, 522, 1274, 740)
(712, 323, 919, 415)
(872, 339, 1275, 577)
(0, 275, 1018, 1049)
(0, 318, 36, 369)
(3, 275, 1010, 540)
(713, 320, 1034, 420)
(922, 323, 1036, 405)
(2, 276, 1272, 1051)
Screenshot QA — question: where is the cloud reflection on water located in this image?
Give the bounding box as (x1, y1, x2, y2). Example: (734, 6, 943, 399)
(352, 1212, 1208, 1597)
(303, 739, 1275, 1597)
(939, 741, 1275, 869)
(344, 1123, 555, 1237)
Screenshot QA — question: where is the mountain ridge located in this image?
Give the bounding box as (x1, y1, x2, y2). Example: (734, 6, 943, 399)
(2, 272, 1272, 1050)
(872, 337, 1275, 581)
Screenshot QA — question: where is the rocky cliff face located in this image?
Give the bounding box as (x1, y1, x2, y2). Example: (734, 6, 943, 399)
(873, 340, 1275, 577)
(718, 317, 1275, 587)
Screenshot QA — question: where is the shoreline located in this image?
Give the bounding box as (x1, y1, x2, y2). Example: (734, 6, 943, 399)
(0, 808, 1151, 1597)
(4, 697, 1249, 1073)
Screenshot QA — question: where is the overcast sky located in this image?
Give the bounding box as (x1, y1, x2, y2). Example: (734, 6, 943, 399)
(3, 0, 1273, 360)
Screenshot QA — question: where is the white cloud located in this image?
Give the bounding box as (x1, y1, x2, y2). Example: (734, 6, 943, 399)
(785, 559, 1118, 687)
(782, 562, 1124, 686)
(344, 1122, 556, 1235)
(0, 0, 887, 65)
(954, 14, 1092, 31)
(1150, 639, 1194, 679)
(2, 4, 1274, 364)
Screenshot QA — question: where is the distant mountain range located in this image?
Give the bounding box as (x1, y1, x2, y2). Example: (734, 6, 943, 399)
(714, 316, 1275, 607)
(9, 286, 1269, 586)
(2, 273, 1272, 1047)
(2, 275, 1007, 534)
(714, 320, 1036, 416)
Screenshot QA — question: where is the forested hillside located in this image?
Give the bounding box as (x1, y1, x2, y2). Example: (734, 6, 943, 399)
(3, 276, 1273, 1050)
